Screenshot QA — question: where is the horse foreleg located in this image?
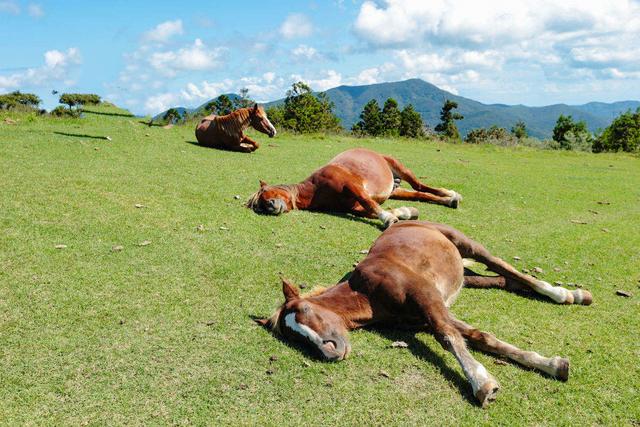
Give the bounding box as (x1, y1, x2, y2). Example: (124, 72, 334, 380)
(384, 155, 461, 200)
(434, 224, 592, 305)
(450, 316, 570, 380)
(240, 135, 260, 151)
(406, 277, 500, 407)
(345, 183, 416, 228)
(390, 188, 460, 208)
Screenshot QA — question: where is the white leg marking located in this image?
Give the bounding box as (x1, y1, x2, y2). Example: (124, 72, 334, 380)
(536, 280, 571, 303)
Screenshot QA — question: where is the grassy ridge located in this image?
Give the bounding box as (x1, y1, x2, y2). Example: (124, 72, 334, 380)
(0, 105, 639, 425)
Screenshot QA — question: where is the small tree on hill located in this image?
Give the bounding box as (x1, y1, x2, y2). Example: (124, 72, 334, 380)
(282, 81, 341, 133)
(552, 114, 592, 150)
(59, 93, 101, 109)
(0, 91, 41, 110)
(435, 99, 463, 141)
(592, 108, 640, 153)
(511, 120, 527, 139)
(214, 95, 234, 115)
(381, 98, 401, 136)
(399, 104, 425, 138)
(163, 108, 181, 124)
(353, 100, 383, 136)
(233, 88, 254, 109)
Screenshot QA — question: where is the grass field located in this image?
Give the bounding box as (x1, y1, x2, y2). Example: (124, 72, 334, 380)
(1, 105, 639, 425)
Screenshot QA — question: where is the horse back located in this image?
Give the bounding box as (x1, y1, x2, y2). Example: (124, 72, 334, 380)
(327, 148, 394, 199)
(357, 222, 464, 306)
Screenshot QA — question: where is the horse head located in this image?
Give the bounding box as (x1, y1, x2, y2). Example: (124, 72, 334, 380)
(249, 103, 276, 138)
(246, 180, 295, 215)
(257, 279, 351, 361)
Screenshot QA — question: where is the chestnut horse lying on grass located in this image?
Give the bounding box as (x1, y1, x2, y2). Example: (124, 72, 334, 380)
(195, 104, 276, 152)
(247, 148, 461, 228)
(257, 221, 592, 407)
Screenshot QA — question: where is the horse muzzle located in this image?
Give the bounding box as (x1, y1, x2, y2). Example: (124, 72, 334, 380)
(263, 199, 286, 215)
(319, 336, 351, 361)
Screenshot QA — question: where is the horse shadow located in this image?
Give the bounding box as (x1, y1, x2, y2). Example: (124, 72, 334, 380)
(53, 131, 110, 140)
(250, 312, 477, 406)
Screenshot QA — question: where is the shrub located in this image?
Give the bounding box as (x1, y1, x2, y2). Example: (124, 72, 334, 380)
(511, 120, 527, 139)
(552, 114, 592, 150)
(592, 108, 640, 153)
(50, 106, 81, 118)
(465, 126, 517, 146)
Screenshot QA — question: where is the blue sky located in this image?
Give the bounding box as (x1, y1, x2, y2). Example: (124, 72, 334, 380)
(2, 0, 639, 115)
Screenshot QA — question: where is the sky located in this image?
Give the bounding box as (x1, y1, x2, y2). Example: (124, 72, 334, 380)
(1, 0, 639, 115)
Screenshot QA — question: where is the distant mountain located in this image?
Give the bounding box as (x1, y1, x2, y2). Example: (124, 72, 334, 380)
(158, 80, 639, 138)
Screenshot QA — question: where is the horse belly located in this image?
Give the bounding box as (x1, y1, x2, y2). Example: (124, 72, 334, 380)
(330, 149, 394, 200)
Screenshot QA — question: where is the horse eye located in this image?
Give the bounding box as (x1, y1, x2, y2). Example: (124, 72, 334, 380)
(301, 305, 310, 314)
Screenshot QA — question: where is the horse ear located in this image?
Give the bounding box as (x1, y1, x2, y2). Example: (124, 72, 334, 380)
(259, 179, 268, 188)
(254, 318, 270, 327)
(282, 278, 300, 301)
(253, 103, 259, 112)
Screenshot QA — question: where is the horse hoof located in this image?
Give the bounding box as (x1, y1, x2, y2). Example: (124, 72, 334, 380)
(383, 216, 399, 229)
(552, 357, 570, 381)
(449, 192, 462, 209)
(475, 379, 500, 408)
(573, 289, 593, 305)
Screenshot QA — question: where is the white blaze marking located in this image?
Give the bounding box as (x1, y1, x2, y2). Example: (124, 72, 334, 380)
(265, 117, 276, 136)
(284, 312, 322, 346)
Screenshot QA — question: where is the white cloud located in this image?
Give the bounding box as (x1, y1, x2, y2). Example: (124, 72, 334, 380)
(28, 3, 43, 17)
(143, 19, 184, 43)
(292, 44, 320, 60)
(279, 13, 313, 39)
(0, 47, 81, 92)
(149, 39, 224, 76)
(0, 1, 19, 14)
(291, 70, 343, 91)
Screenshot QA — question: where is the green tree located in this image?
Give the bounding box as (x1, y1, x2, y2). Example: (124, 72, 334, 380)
(381, 98, 401, 136)
(399, 104, 425, 138)
(353, 99, 383, 136)
(163, 108, 181, 124)
(552, 114, 592, 150)
(59, 93, 100, 109)
(265, 105, 285, 128)
(592, 108, 640, 153)
(511, 120, 527, 139)
(0, 91, 41, 110)
(434, 99, 463, 140)
(214, 95, 234, 115)
(233, 88, 254, 109)
(282, 81, 341, 133)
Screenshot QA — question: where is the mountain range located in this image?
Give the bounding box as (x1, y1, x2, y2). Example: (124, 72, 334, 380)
(158, 79, 639, 139)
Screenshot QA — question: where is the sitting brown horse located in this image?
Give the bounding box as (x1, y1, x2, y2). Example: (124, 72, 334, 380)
(247, 148, 461, 228)
(195, 104, 276, 152)
(257, 221, 592, 407)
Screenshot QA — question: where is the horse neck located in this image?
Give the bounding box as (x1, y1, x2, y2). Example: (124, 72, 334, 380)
(307, 281, 373, 329)
(220, 108, 250, 135)
(289, 180, 315, 210)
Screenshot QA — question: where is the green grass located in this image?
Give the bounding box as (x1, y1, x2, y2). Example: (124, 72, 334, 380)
(1, 105, 639, 425)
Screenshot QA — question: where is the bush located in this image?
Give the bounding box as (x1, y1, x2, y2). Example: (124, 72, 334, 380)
(511, 120, 527, 139)
(50, 106, 81, 118)
(0, 91, 41, 110)
(593, 108, 640, 153)
(465, 126, 517, 146)
(552, 114, 592, 150)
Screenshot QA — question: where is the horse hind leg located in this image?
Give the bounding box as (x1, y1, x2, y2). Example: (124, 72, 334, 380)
(384, 155, 462, 205)
(438, 225, 592, 305)
(450, 316, 570, 381)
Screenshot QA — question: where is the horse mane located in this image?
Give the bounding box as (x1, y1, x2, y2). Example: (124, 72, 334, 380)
(265, 286, 328, 335)
(212, 107, 251, 138)
(245, 184, 300, 211)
